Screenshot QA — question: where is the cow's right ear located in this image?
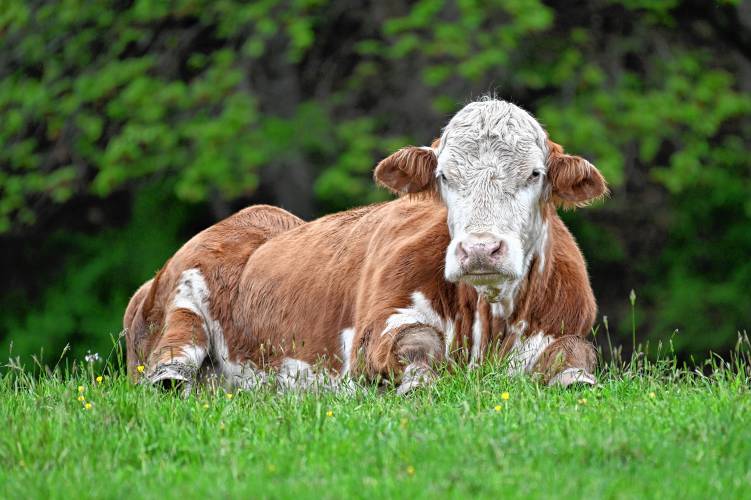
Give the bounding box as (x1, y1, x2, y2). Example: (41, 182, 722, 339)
(374, 146, 438, 194)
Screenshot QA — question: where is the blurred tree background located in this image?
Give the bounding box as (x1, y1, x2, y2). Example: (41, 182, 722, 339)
(1, 0, 749, 365)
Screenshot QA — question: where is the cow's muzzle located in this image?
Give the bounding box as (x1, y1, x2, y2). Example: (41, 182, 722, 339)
(455, 232, 509, 278)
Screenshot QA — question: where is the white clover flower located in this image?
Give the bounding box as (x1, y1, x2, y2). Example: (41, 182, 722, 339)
(85, 352, 101, 363)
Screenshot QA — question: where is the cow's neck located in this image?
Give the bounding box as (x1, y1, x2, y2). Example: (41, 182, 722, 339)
(503, 206, 560, 336)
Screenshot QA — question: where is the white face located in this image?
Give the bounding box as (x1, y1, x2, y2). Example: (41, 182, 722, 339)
(436, 100, 550, 291)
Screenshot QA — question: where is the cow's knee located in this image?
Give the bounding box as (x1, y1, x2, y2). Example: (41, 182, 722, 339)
(395, 326, 444, 366)
(533, 335, 597, 387)
(396, 328, 444, 395)
(382, 326, 444, 395)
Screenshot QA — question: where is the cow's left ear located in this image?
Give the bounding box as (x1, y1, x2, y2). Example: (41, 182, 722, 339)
(546, 139, 608, 208)
(374, 146, 438, 194)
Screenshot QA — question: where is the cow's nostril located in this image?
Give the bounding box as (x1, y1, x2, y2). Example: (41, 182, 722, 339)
(488, 240, 505, 258)
(455, 241, 469, 262)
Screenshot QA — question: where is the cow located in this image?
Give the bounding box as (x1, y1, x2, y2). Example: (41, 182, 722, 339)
(124, 98, 607, 395)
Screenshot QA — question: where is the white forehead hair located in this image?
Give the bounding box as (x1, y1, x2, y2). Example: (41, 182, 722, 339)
(437, 99, 548, 164)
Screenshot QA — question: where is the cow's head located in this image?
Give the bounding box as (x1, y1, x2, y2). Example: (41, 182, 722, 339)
(375, 99, 606, 298)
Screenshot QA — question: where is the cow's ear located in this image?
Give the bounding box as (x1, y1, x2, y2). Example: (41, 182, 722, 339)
(546, 139, 608, 208)
(374, 146, 437, 194)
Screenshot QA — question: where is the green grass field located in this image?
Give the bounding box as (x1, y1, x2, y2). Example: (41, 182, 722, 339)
(1, 347, 750, 499)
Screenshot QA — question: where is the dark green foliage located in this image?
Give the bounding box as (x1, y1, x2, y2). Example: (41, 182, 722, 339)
(1, 0, 749, 363)
(0, 184, 192, 361)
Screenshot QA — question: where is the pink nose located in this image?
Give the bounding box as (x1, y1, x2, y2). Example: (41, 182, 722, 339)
(456, 233, 506, 271)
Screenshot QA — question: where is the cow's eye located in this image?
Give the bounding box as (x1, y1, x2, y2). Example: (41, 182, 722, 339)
(529, 170, 542, 182)
(438, 172, 448, 182)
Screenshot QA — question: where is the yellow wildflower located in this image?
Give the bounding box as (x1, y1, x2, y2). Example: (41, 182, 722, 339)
(226, 393, 233, 400)
(494, 405, 502, 412)
(136, 365, 145, 373)
(649, 392, 656, 399)
(96, 376, 103, 384)
(577, 398, 588, 405)
(84, 403, 92, 410)
(77, 395, 85, 402)
(501, 392, 510, 401)
(326, 410, 334, 417)
(203, 403, 209, 409)
(406, 465, 416, 476)
(78, 385, 85, 393)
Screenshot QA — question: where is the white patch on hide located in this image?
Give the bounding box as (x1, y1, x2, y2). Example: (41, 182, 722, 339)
(340, 327, 355, 376)
(170, 268, 265, 389)
(491, 302, 504, 319)
(535, 221, 549, 274)
(381, 291, 454, 357)
(442, 233, 463, 283)
(506, 325, 553, 376)
(383, 292, 442, 334)
(179, 345, 207, 368)
(444, 317, 456, 357)
(470, 310, 483, 364)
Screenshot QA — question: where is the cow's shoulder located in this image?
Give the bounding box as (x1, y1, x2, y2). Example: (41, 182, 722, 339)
(364, 197, 449, 248)
(356, 198, 452, 305)
(350, 198, 447, 270)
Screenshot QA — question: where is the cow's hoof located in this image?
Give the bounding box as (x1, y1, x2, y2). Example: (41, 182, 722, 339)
(548, 368, 596, 388)
(396, 363, 435, 396)
(144, 362, 196, 396)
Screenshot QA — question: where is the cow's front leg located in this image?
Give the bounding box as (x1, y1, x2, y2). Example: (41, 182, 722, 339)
(145, 308, 209, 394)
(533, 335, 597, 387)
(366, 324, 444, 395)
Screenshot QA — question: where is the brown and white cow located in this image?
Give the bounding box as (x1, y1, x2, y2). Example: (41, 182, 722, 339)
(124, 98, 607, 394)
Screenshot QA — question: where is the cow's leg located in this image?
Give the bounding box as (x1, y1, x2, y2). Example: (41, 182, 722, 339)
(366, 324, 444, 395)
(532, 335, 597, 387)
(146, 308, 209, 393)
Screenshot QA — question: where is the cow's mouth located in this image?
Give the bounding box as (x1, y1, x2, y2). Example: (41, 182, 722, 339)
(462, 271, 513, 286)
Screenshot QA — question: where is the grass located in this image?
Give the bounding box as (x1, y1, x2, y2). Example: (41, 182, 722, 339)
(1, 340, 750, 500)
